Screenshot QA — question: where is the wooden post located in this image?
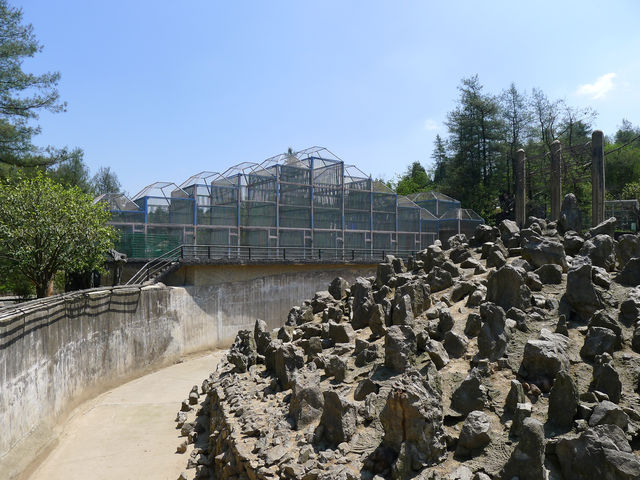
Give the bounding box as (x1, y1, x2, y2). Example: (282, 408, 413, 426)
(516, 149, 526, 227)
(591, 130, 605, 226)
(550, 140, 562, 221)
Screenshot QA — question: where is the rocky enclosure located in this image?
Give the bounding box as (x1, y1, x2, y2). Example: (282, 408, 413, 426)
(177, 213, 640, 480)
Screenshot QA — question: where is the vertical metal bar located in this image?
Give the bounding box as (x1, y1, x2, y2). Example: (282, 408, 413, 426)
(208, 245, 211, 259)
(310, 157, 314, 249)
(276, 165, 280, 248)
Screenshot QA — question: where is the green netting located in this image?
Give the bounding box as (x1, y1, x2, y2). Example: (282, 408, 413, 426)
(373, 232, 392, 250)
(314, 208, 341, 229)
(398, 207, 419, 232)
(279, 229, 305, 247)
(109, 210, 144, 223)
(373, 212, 395, 231)
(241, 203, 277, 227)
(313, 187, 342, 208)
(372, 192, 396, 212)
(344, 231, 366, 249)
(196, 228, 232, 245)
(197, 205, 238, 226)
(344, 190, 370, 210)
(314, 231, 338, 249)
(279, 165, 311, 184)
(279, 206, 311, 228)
(280, 184, 311, 206)
(398, 233, 417, 250)
(240, 229, 268, 247)
(169, 199, 195, 224)
(345, 211, 370, 230)
(313, 164, 342, 186)
(115, 232, 181, 258)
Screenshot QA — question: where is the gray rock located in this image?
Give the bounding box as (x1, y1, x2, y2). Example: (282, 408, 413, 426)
(451, 369, 488, 415)
(589, 216, 617, 238)
(447, 233, 468, 250)
(473, 224, 499, 245)
(351, 277, 375, 329)
(450, 246, 472, 264)
(227, 329, 257, 373)
(615, 234, 640, 268)
(535, 264, 563, 284)
(254, 319, 271, 356)
(486, 249, 507, 269)
(521, 329, 570, 383)
(423, 338, 450, 369)
(564, 230, 585, 256)
(391, 293, 415, 326)
(329, 277, 349, 300)
(565, 263, 603, 320)
(581, 326, 617, 360)
(466, 287, 485, 307)
(505, 379, 526, 414)
(589, 400, 629, 430)
(556, 425, 640, 480)
(548, 370, 579, 429)
(418, 245, 447, 273)
(369, 303, 387, 339)
(451, 281, 476, 303)
(486, 265, 531, 312)
(384, 325, 416, 372)
(324, 354, 348, 382)
(616, 257, 640, 286)
(427, 266, 454, 292)
(619, 287, 640, 324)
(354, 377, 379, 401)
(511, 401, 532, 436)
(317, 391, 357, 446)
(499, 219, 521, 248)
(501, 418, 546, 480)
(592, 354, 622, 404)
(477, 303, 512, 361)
(558, 193, 582, 234)
(523, 238, 568, 272)
(526, 271, 543, 291)
(506, 307, 529, 332)
(328, 321, 355, 344)
(442, 260, 462, 278)
(464, 313, 482, 338)
(311, 290, 335, 314)
(457, 410, 491, 452)
(443, 330, 468, 359)
(580, 234, 616, 272)
(397, 280, 431, 316)
(290, 374, 324, 429)
(376, 261, 395, 288)
(274, 343, 305, 389)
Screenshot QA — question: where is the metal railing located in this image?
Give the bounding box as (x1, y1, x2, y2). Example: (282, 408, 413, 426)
(125, 244, 420, 285)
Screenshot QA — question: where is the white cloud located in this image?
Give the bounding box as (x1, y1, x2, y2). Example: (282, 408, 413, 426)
(423, 119, 438, 131)
(576, 73, 616, 99)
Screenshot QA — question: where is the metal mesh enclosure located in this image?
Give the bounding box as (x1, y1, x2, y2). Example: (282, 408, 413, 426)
(408, 191, 461, 217)
(105, 147, 473, 259)
(438, 208, 484, 245)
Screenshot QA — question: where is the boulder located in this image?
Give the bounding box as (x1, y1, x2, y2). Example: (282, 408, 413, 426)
(534, 264, 563, 284)
(477, 303, 512, 361)
(589, 216, 617, 238)
(616, 257, 640, 286)
(443, 330, 468, 359)
(500, 418, 546, 480)
(391, 293, 415, 326)
(589, 400, 629, 430)
(486, 265, 531, 312)
(581, 326, 617, 360)
(505, 379, 526, 414)
(316, 391, 357, 446)
(254, 319, 271, 356)
(521, 329, 570, 383)
(447, 233, 468, 250)
(328, 277, 349, 300)
(558, 193, 582, 234)
(523, 238, 568, 272)
(351, 277, 375, 329)
(397, 280, 431, 316)
(423, 338, 450, 369)
(450, 281, 476, 303)
(450, 246, 472, 264)
(473, 224, 499, 245)
(556, 425, 640, 480)
(290, 374, 324, 429)
(311, 290, 334, 314)
(369, 303, 387, 339)
(456, 410, 491, 453)
(580, 234, 616, 271)
(418, 245, 447, 273)
(376, 260, 395, 288)
(464, 313, 482, 338)
(498, 219, 521, 248)
(565, 263, 603, 320)
(548, 370, 578, 429)
(615, 234, 640, 268)
(563, 230, 585, 256)
(227, 329, 257, 373)
(451, 369, 488, 415)
(427, 266, 454, 292)
(328, 321, 356, 344)
(384, 325, 416, 372)
(274, 343, 305, 389)
(591, 354, 622, 404)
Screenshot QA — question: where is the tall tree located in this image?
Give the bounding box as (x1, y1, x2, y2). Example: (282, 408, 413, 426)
(393, 161, 432, 195)
(500, 83, 530, 194)
(0, 0, 78, 168)
(91, 166, 122, 195)
(48, 154, 93, 193)
(431, 134, 448, 185)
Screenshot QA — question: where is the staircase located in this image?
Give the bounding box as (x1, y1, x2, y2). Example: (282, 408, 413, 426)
(125, 245, 183, 285)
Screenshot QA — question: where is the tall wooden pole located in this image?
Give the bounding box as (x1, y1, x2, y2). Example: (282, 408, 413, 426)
(591, 130, 605, 227)
(516, 149, 526, 227)
(550, 140, 562, 222)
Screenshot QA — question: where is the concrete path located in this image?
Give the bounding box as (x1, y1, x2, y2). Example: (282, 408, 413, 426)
(28, 350, 226, 480)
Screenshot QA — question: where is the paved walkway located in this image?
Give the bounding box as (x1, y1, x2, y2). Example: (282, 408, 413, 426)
(29, 351, 226, 480)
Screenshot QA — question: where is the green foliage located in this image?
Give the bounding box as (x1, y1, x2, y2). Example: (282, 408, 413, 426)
(393, 161, 432, 196)
(0, 174, 116, 297)
(622, 182, 640, 201)
(91, 166, 122, 195)
(0, 0, 79, 168)
(47, 152, 93, 193)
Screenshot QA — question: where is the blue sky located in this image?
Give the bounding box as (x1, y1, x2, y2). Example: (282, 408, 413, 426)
(19, 0, 640, 197)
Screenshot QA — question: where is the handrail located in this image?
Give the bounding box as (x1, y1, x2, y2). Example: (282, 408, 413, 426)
(125, 244, 423, 286)
(125, 245, 183, 285)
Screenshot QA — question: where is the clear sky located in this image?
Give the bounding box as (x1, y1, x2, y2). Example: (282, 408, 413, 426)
(19, 0, 640, 197)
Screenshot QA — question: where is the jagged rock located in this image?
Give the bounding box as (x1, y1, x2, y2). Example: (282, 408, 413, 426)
(442, 260, 462, 278)
(563, 230, 585, 256)
(505, 379, 526, 414)
(473, 224, 499, 245)
(521, 329, 570, 383)
(448, 466, 474, 480)
(461, 257, 481, 270)
(438, 309, 455, 337)
(477, 303, 512, 361)
(351, 277, 375, 329)
(523, 238, 568, 272)
(620, 287, 640, 324)
(369, 303, 387, 339)
(312, 290, 335, 314)
(466, 287, 485, 307)
(448, 233, 468, 250)
(443, 330, 468, 359)
(500, 418, 546, 480)
(227, 329, 257, 373)
(329, 277, 349, 300)
(633, 325, 640, 353)
(384, 325, 416, 372)
(511, 401, 532, 436)
(427, 266, 454, 292)
(288, 305, 314, 326)
(325, 355, 348, 382)
(506, 307, 528, 332)
(580, 234, 616, 272)
(376, 261, 395, 288)
(451, 281, 476, 303)
(486, 249, 507, 269)
(397, 280, 431, 316)
(581, 326, 617, 359)
(380, 369, 446, 473)
(355, 342, 381, 367)
(274, 343, 305, 389)
(391, 293, 415, 326)
(555, 314, 569, 336)
(254, 319, 271, 356)
(354, 377, 379, 401)
(556, 425, 640, 480)
(418, 245, 447, 273)
(290, 374, 324, 429)
(392, 256, 406, 274)
(526, 271, 543, 291)
(558, 193, 582, 234)
(534, 264, 562, 284)
(592, 266, 611, 289)
(589, 400, 629, 430)
(328, 321, 356, 344)
(565, 263, 603, 320)
(423, 338, 450, 369)
(316, 391, 357, 446)
(616, 234, 640, 268)
(277, 325, 293, 342)
(464, 313, 482, 338)
(499, 219, 521, 248)
(616, 257, 640, 286)
(591, 353, 622, 403)
(456, 410, 491, 453)
(548, 370, 578, 429)
(589, 216, 617, 238)
(451, 369, 488, 415)
(486, 265, 531, 312)
(450, 246, 472, 264)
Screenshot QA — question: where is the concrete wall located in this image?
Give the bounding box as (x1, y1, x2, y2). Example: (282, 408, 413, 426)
(0, 263, 374, 479)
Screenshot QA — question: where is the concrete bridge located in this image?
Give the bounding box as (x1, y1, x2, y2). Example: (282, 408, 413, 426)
(0, 260, 378, 479)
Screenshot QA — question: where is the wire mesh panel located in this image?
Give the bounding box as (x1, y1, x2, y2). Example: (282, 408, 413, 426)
(605, 200, 640, 232)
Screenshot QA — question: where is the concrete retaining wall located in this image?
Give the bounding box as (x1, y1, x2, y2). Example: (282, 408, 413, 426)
(0, 263, 374, 479)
